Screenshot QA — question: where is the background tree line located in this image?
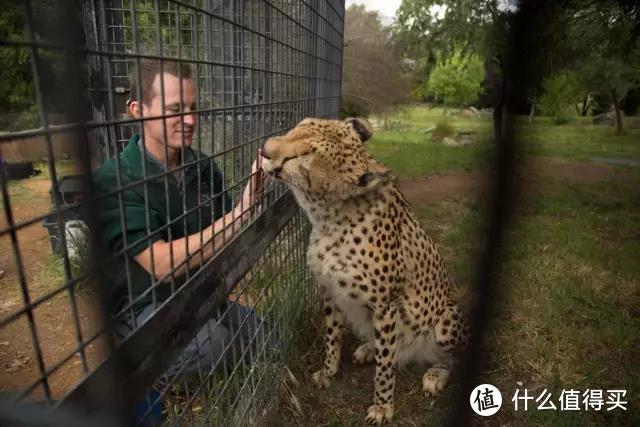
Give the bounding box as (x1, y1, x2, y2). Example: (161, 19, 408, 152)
(341, 0, 640, 135)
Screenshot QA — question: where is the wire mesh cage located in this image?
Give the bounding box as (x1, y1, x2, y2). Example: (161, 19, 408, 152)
(0, 0, 344, 425)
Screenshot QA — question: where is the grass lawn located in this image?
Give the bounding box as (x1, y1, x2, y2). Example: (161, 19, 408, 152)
(276, 105, 639, 426)
(367, 105, 640, 178)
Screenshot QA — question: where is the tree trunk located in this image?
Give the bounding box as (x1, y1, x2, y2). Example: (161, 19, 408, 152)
(528, 99, 536, 123)
(579, 94, 592, 117)
(611, 89, 624, 135)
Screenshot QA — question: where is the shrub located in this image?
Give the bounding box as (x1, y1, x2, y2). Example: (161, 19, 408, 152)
(538, 71, 581, 123)
(431, 119, 455, 142)
(422, 48, 485, 111)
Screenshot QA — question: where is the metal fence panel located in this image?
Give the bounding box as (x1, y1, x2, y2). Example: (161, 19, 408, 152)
(0, 0, 344, 425)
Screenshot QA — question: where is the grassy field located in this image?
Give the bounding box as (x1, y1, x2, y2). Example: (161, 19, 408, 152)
(276, 105, 639, 426)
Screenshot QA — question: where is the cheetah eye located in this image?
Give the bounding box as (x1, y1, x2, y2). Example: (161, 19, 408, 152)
(281, 156, 296, 167)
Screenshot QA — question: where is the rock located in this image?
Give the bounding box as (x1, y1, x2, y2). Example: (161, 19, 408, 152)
(469, 106, 480, 115)
(442, 134, 475, 146)
(458, 134, 475, 145)
(593, 111, 624, 126)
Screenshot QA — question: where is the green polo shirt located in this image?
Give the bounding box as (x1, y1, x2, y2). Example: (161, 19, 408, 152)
(94, 134, 231, 312)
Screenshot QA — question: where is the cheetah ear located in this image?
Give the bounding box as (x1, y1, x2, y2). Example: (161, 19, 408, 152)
(356, 160, 389, 189)
(345, 117, 373, 143)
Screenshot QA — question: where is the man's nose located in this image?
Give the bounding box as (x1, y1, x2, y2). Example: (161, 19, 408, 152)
(183, 112, 196, 126)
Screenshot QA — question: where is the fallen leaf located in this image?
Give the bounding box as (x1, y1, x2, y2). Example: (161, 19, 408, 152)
(4, 356, 30, 372)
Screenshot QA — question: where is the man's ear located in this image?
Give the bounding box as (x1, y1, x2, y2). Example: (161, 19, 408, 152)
(128, 100, 142, 118)
(356, 160, 389, 189)
(345, 117, 373, 143)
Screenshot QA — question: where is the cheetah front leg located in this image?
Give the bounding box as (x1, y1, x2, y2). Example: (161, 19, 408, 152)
(365, 306, 397, 426)
(312, 297, 345, 388)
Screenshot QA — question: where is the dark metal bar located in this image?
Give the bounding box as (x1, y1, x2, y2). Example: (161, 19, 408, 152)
(447, 1, 530, 425)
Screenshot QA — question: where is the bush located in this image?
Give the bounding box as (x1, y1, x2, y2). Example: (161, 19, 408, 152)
(554, 112, 571, 125)
(538, 71, 581, 123)
(431, 119, 455, 142)
(422, 48, 485, 110)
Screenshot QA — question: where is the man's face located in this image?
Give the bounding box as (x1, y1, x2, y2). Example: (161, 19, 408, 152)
(142, 72, 196, 153)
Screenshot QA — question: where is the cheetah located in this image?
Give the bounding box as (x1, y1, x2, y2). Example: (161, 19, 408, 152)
(261, 117, 470, 425)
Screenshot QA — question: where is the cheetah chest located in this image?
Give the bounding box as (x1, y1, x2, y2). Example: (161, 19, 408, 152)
(308, 235, 376, 342)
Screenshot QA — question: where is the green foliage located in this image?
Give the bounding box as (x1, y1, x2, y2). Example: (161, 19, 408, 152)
(422, 49, 485, 108)
(394, 0, 496, 61)
(537, 71, 582, 123)
(0, 3, 35, 117)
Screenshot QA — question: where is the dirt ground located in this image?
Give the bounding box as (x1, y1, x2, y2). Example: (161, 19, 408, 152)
(0, 157, 625, 404)
(399, 156, 620, 207)
(0, 178, 106, 401)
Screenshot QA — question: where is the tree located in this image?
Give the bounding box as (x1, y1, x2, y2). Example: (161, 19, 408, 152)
(581, 59, 639, 133)
(566, 3, 640, 134)
(341, 5, 411, 117)
(423, 49, 485, 112)
(0, 3, 36, 129)
(394, 0, 501, 62)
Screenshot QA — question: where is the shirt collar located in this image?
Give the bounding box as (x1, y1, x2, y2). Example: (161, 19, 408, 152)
(122, 134, 208, 184)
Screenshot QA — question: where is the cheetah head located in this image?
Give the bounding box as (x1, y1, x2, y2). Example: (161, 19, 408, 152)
(262, 117, 389, 201)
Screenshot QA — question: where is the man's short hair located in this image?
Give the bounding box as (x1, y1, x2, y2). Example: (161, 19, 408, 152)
(128, 58, 193, 106)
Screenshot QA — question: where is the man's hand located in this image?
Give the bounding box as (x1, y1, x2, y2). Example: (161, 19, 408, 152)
(236, 150, 267, 223)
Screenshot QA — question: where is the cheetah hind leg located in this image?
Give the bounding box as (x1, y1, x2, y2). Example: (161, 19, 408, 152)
(352, 342, 375, 364)
(422, 305, 467, 397)
(422, 363, 450, 397)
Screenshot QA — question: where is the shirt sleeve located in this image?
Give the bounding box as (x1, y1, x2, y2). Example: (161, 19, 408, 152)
(94, 167, 164, 257)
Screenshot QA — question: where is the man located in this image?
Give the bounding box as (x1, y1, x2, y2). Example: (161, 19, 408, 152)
(94, 58, 270, 381)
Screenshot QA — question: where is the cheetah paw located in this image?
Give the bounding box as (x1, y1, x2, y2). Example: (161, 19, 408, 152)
(312, 369, 333, 389)
(365, 403, 393, 425)
(352, 343, 375, 364)
(422, 366, 450, 397)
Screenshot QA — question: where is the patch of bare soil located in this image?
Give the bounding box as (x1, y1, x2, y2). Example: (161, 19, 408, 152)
(400, 156, 623, 207)
(399, 171, 488, 206)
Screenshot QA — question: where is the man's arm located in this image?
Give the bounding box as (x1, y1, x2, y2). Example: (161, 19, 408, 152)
(134, 158, 264, 282)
